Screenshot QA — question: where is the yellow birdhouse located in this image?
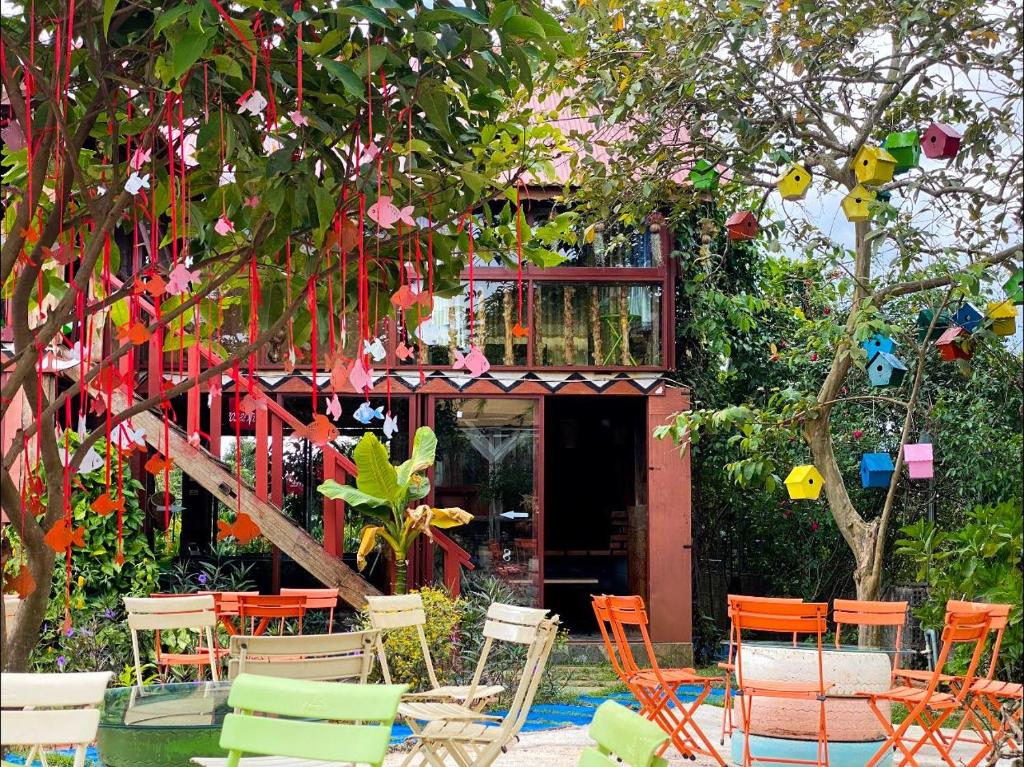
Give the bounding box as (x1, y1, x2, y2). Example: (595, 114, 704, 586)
(784, 465, 825, 500)
(841, 185, 876, 222)
(853, 145, 898, 186)
(778, 163, 812, 201)
(987, 300, 1018, 336)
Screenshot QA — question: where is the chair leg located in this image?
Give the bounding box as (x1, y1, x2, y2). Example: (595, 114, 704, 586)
(721, 677, 733, 745)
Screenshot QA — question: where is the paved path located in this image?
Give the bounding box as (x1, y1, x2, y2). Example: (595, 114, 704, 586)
(384, 701, 1009, 766)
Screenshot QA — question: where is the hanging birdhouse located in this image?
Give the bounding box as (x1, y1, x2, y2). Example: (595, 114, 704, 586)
(726, 211, 759, 241)
(867, 351, 908, 387)
(935, 326, 972, 361)
(916, 308, 952, 342)
(778, 164, 812, 201)
(784, 465, 825, 500)
(882, 131, 921, 174)
(860, 452, 895, 489)
(902, 443, 934, 480)
(987, 300, 1018, 336)
(861, 333, 895, 357)
(853, 145, 898, 186)
(953, 303, 983, 333)
(689, 160, 720, 191)
(921, 122, 961, 160)
(1005, 269, 1023, 305)
(841, 185, 876, 222)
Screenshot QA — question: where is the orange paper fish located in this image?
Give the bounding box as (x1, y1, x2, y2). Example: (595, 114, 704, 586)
(305, 414, 338, 447)
(117, 321, 151, 345)
(4, 562, 36, 598)
(43, 520, 86, 552)
(216, 513, 261, 545)
(240, 390, 267, 413)
(91, 492, 124, 517)
(144, 454, 174, 475)
(512, 323, 530, 338)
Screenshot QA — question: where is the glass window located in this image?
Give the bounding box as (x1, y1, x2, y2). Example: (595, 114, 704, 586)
(404, 281, 527, 367)
(434, 398, 539, 606)
(554, 226, 661, 268)
(534, 283, 662, 367)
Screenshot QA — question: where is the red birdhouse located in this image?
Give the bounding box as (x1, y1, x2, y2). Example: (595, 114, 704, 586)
(935, 326, 972, 361)
(726, 211, 759, 241)
(922, 122, 961, 160)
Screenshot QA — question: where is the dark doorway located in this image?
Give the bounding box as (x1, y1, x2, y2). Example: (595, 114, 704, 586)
(543, 396, 646, 634)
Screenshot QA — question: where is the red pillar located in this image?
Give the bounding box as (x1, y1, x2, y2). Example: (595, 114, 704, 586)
(646, 384, 693, 644)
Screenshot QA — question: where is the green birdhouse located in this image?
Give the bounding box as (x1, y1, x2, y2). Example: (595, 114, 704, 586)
(916, 309, 952, 342)
(841, 185, 876, 222)
(1005, 269, 1023, 305)
(778, 163, 812, 201)
(689, 160, 720, 191)
(853, 145, 898, 186)
(882, 131, 921, 174)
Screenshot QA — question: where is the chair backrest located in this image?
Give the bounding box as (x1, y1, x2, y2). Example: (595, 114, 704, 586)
(4, 594, 21, 637)
(281, 588, 340, 632)
(463, 602, 551, 700)
(0, 671, 112, 767)
(228, 629, 378, 682)
(946, 599, 1012, 679)
(201, 591, 260, 617)
(927, 607, 993, 701)
(730, 597, 830, 695)
(365, 593, 440, 689)
(833, 599, 908, 670)
(237, 594, 307, 619)
(725, 594, 802, 658)
(592, 595, 633, 683)
(578, 700, 670, 767)
(124, 595, 219, 685)
(219, 673, 406, 767)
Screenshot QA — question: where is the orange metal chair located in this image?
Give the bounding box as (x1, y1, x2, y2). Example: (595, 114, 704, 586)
(859, 606, 993, 767)
(592, 594, 725, 765)
(237, 594, 307, 636)
(730, 596, 833, 767)
(280, 587, 340, 632)
(719, 595, 802, 744)
(832, 599, 908, 677)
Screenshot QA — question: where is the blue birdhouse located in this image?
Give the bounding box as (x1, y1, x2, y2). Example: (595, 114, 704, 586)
(861, 452, 895, 489)
(861, 334, 895, 356)
(953, 303, 983, 333)
(867, 352, 908, 387)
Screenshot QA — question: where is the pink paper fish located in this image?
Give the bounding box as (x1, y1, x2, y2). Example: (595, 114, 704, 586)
(326, 393, 343, 421)
(289, 110, 309, 127)
(395, 341, 414, 361)
(348, 358, 374, 393)
(453, 345, 490, 377)
(214, 216, 235, 236)
(367, 196, 415, 229)
(166, 263, 200, 296)
(243, 195, 260, 208)
(129, 147, 151, 171)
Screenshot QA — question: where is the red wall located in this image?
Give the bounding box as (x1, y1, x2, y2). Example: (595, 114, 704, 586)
(646, 384, 693, 643)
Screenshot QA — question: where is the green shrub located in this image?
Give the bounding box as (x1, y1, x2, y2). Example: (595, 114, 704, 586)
(896, 498, 1023, 679)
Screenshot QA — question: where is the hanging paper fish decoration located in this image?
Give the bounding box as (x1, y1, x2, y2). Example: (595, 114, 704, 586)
(117, 321, 151, 345)
(302, 414, 339, 447)
(383, 411, 400, 439)
(43, 520, 86, 552)
(124, 172, 150, 196)
(395, 341, 414, 361)
(113, 423, 147, 452)
(237, 89, 268, 116)
(216, 513, 261, 545)
(326, 393, 343, 421)
(512, 323, 530, 338)
(214, 216, 235, 236)
(129, 147, 151, 170)
(91, 491, 125, 517)
(144, 454, 174, 475)
(240, 390, 268, 413)
(367, 195, 416, 229)
(4, 562, 35, 598)
(207, 378, 222, 406)
(348, 358, 374, 393)
(453, 345, 491, 377)
(77, 448, 105, 474)
(353, 402, 385, 425)
(166, 263, 200, 296)
(363, 337, 387, 362)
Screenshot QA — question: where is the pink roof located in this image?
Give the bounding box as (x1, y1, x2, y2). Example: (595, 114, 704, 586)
(903, 443, 934, 463)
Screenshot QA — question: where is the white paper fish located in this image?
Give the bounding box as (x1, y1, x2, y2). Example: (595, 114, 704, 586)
(363, 337, 386, 362)
(237, 90, 268, 117)
(124, 172, 150, 195)
(383, 411, 399, 439)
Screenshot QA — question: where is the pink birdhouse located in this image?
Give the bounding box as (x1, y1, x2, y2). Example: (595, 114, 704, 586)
(726, 211, 759, 241)
(922, 122, 961, 160)
(903, 443, 934, 480)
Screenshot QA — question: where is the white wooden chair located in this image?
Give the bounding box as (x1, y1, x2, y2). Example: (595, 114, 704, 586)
(0, 671, 112, 767)
(124, 595, 220, 686)
(227, 629, 379, 682)
(3, 594, 21, 639)
(398, 611, 560, 767)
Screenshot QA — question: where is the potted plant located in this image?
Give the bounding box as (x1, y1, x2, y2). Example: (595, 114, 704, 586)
(317, 427, 472, 593)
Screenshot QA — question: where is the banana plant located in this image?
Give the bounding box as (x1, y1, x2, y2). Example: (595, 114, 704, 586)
(317, 426, 472, 594)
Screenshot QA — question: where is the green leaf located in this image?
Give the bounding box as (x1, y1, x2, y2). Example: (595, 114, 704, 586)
(109, 298, 130, 330)
(396, 426, 437, 487)
(320, 60, 366, 100)
(502, 14, 546, 41)
(353, 433, 399, 500)
(153, 4, 189, 36)
(418, 7, 488, 25)
(355, 45, 389, 74)
(316, 480, 391, 520)
(103, 0, 119, 37)
(418, 83, 451, 139)
(171, 27, 212, 81)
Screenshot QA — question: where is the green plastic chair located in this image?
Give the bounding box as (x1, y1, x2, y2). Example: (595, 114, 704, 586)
(578, 700, 671, 767)
(191, 673, 407, 767)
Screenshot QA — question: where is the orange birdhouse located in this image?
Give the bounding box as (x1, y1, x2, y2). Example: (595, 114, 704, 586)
(778, 164, 812, 201)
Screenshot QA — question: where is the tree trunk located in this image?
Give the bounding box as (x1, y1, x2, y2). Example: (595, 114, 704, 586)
(2, 523, 58, 671)
(394, 556, 408, 595)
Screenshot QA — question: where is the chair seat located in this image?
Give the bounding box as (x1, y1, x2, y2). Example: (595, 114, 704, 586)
(157, 649, 225, 665)
(399, 700, 502, 723)
(894, 668, 957, 686)
(860, 685, 957, 709)
(404, 684, 505, 703)
(420, 718, 504, 741)
(193, 758, 341, 766)
(629, 667, 702, 685)
(717, 661, 735, 671)
(739, 679, 834, 697)
(971, 679, 1024, 699)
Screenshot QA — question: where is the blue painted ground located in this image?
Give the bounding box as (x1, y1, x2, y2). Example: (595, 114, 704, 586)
(4, 686, 723, 766)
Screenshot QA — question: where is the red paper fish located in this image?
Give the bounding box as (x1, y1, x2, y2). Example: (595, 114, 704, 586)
(144, 454, 174, 475)
(4, 563, 36, 598)
(89, 394, 107, 416)
(329, 357, 349, 392)
(216, 513, 261, 545)
(91, 492, 124, 517)
(43, 521, 86, 552)
(325, 217, 361, 253)
(90, 366, 123, 392)
(117, 322, 151, 345)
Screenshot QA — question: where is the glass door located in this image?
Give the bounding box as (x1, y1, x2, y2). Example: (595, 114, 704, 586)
(430, 397, 542, 606)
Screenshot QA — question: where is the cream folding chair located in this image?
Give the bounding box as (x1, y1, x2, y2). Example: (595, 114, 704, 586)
(1, 671, 112, 767)
(368, 594, 531, 708)
(399, 612, 560, 767)
(227, 629, 379, 682)
(125, 595, 221, 686)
